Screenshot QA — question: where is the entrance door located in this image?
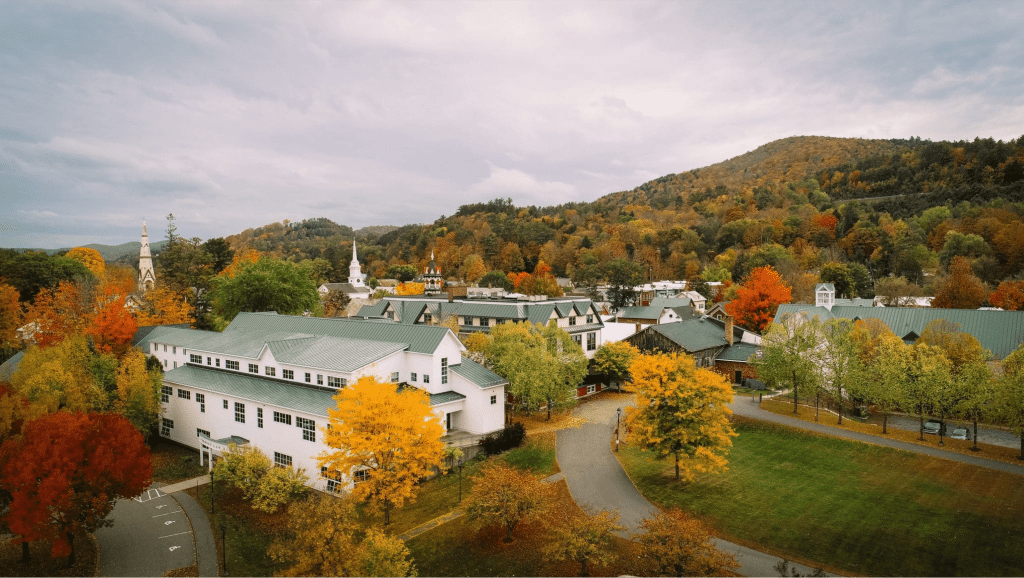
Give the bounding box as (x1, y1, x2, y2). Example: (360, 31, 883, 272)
(734, 370, 743, 384)
(446, 412, 452, 431)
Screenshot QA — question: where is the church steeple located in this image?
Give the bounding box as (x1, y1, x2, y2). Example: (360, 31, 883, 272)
(423, 250, 443, 295)
(349, 239, 365, 287)
(138, 220, 156, 293)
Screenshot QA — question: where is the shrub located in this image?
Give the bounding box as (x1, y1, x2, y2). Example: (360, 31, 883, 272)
(481, 422, 527, 455)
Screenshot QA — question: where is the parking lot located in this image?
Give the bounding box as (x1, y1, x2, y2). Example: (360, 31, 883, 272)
(95, 485, 196, 577)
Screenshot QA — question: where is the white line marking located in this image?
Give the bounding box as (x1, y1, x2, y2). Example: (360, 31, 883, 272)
(158, 531, 192, 539)
(164, 520, 175, 525)
(169, 546, 180, 552)
(152, 510, 183, 518)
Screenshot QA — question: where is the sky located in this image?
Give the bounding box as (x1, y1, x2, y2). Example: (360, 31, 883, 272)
(3, 1, 1024, 249)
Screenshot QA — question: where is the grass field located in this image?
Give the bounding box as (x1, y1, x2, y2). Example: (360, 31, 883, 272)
(619, 416, 1024, 577)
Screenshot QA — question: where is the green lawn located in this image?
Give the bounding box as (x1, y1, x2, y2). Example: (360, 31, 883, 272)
(619, 417, 1024, 577)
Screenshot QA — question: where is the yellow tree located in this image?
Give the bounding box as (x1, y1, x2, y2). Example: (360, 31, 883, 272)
(65, 247, 105, 278)
(134, 286, 193, 326)
(319, 376, 444, 524)
(626, 352, 736, 481)
(634, 508, 739, 576)
(0, 282, 23, 351)
(114, 349, 162, 434)
(464, 461, 555, 542)
(10, 335, 105, 413)
(544, 510, 624, 577)
(395, 282, 425, 296)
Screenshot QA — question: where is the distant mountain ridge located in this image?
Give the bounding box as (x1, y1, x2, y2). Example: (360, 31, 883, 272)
(9, 240, 169, 262)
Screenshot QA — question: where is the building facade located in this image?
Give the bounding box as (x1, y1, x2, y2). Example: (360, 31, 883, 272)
(139, 312, 506, 492)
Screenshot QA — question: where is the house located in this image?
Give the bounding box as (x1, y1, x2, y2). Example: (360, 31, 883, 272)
(775, 284, 1024, 360)
(137, 311, 507, 493)
(355, 295, 606, 358)
(624, 315, 762, 384)
(636, 281, 708, 313)
(615, 297, 700, 326)
(317, 240, 372, 300)
(813, 283, 874, 308)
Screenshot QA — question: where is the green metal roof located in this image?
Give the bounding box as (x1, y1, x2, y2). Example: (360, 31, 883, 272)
(223, 312, 453, 355)
(648, 318, 730, 352)
(775, 304, 1024, 359)
(429, 391, 467, 405)
(717, 342, 760, 363)
(164, 364, 338, 416)
(267, 336, 408, 372)
(451, 358, 508, 388)
(359, 297, 603, 331)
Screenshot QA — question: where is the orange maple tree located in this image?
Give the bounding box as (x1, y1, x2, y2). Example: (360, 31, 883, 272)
(1, 412, 152, 564)
(725, 266, 792, 332)
(990, 280, 1024, 311)
(932, 256, 989, 309)
(85, 294, 138, 356)
(134, 286, 193, 326)
(0, 282, 23, 350)
(23, 282, 89, 348)
(395, 282, 425, 296)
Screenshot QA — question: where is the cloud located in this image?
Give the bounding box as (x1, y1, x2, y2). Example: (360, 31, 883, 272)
(468, 163, 576, 207)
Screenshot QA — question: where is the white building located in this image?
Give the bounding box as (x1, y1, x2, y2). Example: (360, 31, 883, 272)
(139, 311, 506, 492)
(317, 240, 372, 300)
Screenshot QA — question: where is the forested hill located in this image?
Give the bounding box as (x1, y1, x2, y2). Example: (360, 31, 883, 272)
(213, 133, 1024, 303)
(596, 136, 911, 210)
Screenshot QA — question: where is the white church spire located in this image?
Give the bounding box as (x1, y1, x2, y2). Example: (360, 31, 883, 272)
(138, 219, 156, 293)
(349, 239, 365, 287)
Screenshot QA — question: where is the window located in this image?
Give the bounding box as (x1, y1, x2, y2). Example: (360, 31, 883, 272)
(161, 385, 172, 403)
(173, 346, 177, 354)
(479, 317, 489, 327)
(274, 452, 293, 468)
(190, 354, 202, 364)
(411, 373, 417, 382)
(196, 393, 205, 413)
(173, 361, 177, 369)
(587, 314, 594, 324)
(163, 359, 167, 368)
(297, 417, 315, 442)
(321, 466, 342, 493)
(441, 357, 448, 384)
(226, 360, 239, 370)
(423, 313, 432, 324)
(587, 384, 596, 395)
(569, 316, 576, 326)
(197, 428, 210, 438)
(215, 358, 220, 367)
(163, 344, 167, 352)
(234, 402, 245, 423)
(390, 372, 399, 383)
(257, 407, 264, 428)
(328, 376, 343, 388)
(177, 389, 190, 400)
(223, 399, 228, 409)
(305, 373, 311, 383)
(273, 411, 292, 425)
(207, 357, 212, 366)
(152, 343, 158, 352)
(587, 332, 596, 351)
(353, 469, 369, 483)
(161, 418, 174, 437)
(282, 369, 294, 380)
(572, 334, 582, 347)
(265, 366, 276, 377)
(491, 394, 497, 405)
(249, 364, 258, 374)
(423, 374, 430, 384)
(317, 374, 323, 385)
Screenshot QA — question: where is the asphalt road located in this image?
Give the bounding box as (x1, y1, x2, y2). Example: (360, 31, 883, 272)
(95, 486, 196, 577)
(556, 393, 828, 577)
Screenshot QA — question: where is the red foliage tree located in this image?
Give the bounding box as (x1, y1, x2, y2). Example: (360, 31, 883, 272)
(990, 280, 1024, 311)
(725, 266, 792, 332)
(85, 294, 138, 356)
(1, 412, 152, 564)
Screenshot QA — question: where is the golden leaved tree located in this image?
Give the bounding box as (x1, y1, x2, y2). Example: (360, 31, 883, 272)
(319, 376, 444, 524)
(626, 352, 736, 481)
(464, 461, 555, 543)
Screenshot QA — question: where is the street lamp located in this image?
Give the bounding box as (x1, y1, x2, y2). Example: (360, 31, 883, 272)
(457, 456, 464, 503)
(220, 522, 227, 575)
(209, 470, 215, 514)
(616, 407, 622, 452)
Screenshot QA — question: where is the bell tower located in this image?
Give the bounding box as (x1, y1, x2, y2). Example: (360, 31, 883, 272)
(349, 239, 365, 287)
(423, 250, 443, 295)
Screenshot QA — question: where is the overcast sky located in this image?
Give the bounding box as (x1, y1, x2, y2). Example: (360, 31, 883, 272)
(3, 1, 1023, 249)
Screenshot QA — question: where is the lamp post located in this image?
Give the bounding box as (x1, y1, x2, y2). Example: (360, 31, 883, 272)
(616, 407, 622, 452)
(209, 470, 215, 514)
(457, 456, 464, 503)
(220, 522, 227, 575)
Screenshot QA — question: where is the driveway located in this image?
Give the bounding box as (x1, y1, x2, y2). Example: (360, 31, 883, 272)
(556, 392, 827, 577)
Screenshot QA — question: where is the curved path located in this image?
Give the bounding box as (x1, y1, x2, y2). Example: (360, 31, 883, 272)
(556, 393, 826, 577)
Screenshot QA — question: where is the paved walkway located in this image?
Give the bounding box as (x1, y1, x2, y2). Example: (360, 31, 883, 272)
(96, 477, 218, 577)
(555, 393, 827, 577)
(730, 395, 1024, 477)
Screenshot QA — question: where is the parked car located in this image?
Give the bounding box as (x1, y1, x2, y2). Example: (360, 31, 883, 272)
(949, 426, 971, 440)
(923, 419, 946, 436)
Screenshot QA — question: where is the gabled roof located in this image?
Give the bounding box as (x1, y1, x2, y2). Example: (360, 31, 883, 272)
(266, 335, 408, 372)
(451, 358, 508, 388)
(164, 364, 338, 416)
(717, 342, 760, 363)
(320, 283, 369, 295)
(648, 317, 731, 352)
(649, 297, 693, 309)
(775, 304, 1024, 359)
(0, 351, 24, 382)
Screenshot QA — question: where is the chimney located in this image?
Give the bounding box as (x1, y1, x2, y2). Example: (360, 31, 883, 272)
(448, 293, 454, 303)
(724, 315, 734, 346)
(635, 323, 641, 334)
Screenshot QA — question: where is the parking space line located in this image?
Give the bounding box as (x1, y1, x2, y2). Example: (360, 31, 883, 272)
(152, 510, 184, 518)
(158, 531, 193, 539)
